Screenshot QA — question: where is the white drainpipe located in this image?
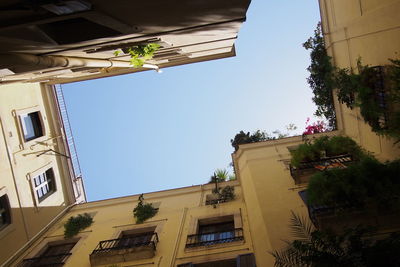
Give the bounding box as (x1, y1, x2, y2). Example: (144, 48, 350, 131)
(0, 53, 160, 75)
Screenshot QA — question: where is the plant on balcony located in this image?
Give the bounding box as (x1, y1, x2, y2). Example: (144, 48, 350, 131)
(231, 130, 271, 151)
(64, 213, 93, 238)
(208, 169, 235, 204)
(114, 43, 160, 67)
(212, 185, 235, 202)
(334, 59, 400, 139)
(303, 23, 336, 129)
(231, 124, 298, 152)
(271, 212, 400, 267)
(133, 194, 158, 224)
(307, 157, 400, 209)
(290, 135, 365, 167)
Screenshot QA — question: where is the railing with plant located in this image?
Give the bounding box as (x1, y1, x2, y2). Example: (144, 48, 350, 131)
(304, 23, 400, 139)
(91, 232, 159, 254)
(290, 135, 365, 167)
(186, 228, 244, 248)
(207, 169, 236, 205)
(288, 135, 366, 184)
(206, 186, 235, 205)
(306, 157, 400, 211)
(334, 60, 400, 139)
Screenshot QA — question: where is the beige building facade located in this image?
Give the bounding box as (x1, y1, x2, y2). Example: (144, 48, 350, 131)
(0, 82, 86, 266)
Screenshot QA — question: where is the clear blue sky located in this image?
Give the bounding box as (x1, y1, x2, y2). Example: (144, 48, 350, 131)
(63, 0, 321, 201)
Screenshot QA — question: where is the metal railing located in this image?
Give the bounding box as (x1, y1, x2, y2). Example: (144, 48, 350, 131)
(91, 232, 159, 254)
(20, 253, 72, 267)
(54, 84, 82, 180)
(54, 84, 85, 201)
(289, 154, 353, 180)
(186, 228, 243, 248)
(205, 198, 230, 205)
(371, 66, 389, 128)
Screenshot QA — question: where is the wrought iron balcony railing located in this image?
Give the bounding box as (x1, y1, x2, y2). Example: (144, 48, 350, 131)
(91, 232, 158, 255)
(289, 154, 353, 183)
(205, 197, 230, 205)
(20, 253, 72, 267)
(186, 228, 244, 248)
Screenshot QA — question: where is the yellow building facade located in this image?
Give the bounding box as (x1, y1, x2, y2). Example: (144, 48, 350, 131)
(319, 0, 400, 160)
(0, 82, 86, 266)
(232, 0, 400, 265)
(9, 181, 259, 266)
(1, 1, 400, 266)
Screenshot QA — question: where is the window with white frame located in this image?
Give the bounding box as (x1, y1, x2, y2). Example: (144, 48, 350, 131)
(33, 168, 56, 202)
(20, 111, 44, 141)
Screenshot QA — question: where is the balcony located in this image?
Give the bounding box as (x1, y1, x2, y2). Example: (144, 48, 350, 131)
(289, 154, 353, 184)
(186, 228, 244, 248)
(21, 253, 72, 267)
(308, 204, 400, 233)
(89, 232, 158, 266)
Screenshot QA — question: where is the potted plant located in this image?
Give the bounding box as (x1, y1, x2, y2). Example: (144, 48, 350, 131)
(64, 213, 93, 238)
(133, 194, 158, 224)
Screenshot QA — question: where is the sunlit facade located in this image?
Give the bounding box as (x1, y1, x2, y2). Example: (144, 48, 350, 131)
(0, 82, 86, 265)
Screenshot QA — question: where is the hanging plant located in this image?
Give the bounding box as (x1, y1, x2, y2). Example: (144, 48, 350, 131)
(114, 43, 160, 67)
(133, 194, 158, 224)
(64, 213, 93, 238)
(334, 59, 400, 139)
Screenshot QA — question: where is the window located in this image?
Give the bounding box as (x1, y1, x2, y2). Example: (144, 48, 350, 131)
(0, 194, 11, 230)
(22, 240, 77, 266)
(177, 253, 256, 267)
(186, 215, 244, 248)
(20, 111, 43, 141)
(90, 227, 158, 265)
(198, 221, 235, 243)
(117, 230, 155, 248)
(33, 168, 56, 202)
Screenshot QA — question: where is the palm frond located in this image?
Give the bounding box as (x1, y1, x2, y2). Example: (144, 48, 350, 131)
(271, 246, 309, 267)
(289, 211, 314, 242)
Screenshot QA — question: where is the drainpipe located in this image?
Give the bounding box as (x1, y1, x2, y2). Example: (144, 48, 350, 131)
(0, 53, 159, 71)
(0, 115, 30, 242)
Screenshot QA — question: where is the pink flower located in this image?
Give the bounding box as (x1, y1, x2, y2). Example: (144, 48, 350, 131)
(303, 119, 327, 135)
